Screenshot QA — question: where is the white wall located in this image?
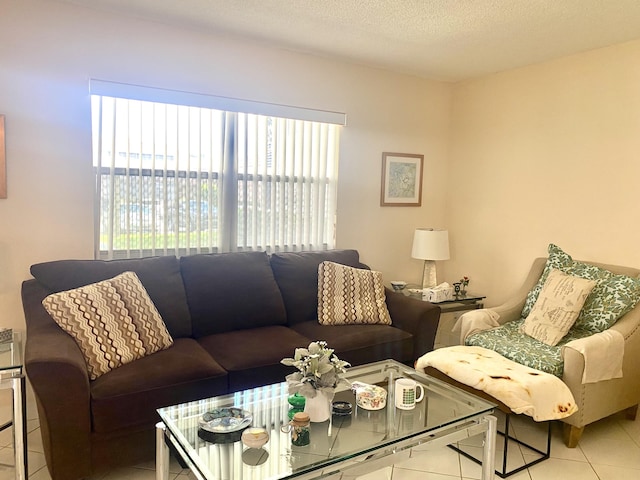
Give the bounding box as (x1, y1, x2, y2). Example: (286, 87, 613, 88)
(5, 1, 638, 333)
(447, 39, 640, 306)
(0, 0, 452, 330)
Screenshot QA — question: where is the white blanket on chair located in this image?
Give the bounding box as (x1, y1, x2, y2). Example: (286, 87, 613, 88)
(452, 309, 500, 344)
(562, 329, 624, 384)
(415, 346, 578, 421)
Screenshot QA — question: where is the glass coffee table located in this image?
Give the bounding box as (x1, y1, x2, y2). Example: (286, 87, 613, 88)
(156, 359, 497, 480)
(0, 331, 27, 480)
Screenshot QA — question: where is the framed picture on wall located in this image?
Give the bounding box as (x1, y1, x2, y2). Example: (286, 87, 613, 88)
(380, 152, 423, 206)
(0, 114, 5, 199)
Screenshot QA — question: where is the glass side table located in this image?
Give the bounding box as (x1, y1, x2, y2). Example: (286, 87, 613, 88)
(431, 293, 486, 313)
(0, 331, 27, 480)
(425, 294, 487, 349)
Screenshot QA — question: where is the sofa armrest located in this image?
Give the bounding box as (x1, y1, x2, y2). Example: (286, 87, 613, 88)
(385, 288, 441, 358)
(22, 280, 92, 480)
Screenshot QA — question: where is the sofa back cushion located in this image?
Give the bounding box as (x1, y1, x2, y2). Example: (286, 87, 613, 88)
(30, 255, 192, 338)
(180, 251, 287, 337)
(270, 249, 363, 325)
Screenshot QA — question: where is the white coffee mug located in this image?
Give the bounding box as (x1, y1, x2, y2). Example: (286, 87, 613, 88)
(395, 378, 425, 410)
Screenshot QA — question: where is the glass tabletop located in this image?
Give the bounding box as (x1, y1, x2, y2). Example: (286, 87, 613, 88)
(157, 359, 495, 480)
(0, 330, 23, 372)
(431, 294, 486, 304)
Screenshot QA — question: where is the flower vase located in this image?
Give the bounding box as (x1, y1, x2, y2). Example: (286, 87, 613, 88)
(304, 390, 333, 422)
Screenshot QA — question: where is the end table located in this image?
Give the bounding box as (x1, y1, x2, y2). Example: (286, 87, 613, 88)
(0, 331, 27, 480)
(430, 294, 486, 349)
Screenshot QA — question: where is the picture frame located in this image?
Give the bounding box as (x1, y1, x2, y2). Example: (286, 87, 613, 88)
(0, 114, 5, 199)
(380, 152, 423, 206)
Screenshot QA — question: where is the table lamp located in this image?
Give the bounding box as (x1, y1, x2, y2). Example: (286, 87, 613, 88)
(411, 228, 450, 289)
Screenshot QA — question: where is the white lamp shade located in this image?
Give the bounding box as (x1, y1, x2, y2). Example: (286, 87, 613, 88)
(411, 229, 450, 260)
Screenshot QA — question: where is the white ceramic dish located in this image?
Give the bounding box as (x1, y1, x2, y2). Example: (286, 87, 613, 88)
(352, 382, 387, 410)
(241, 427, 269, 448)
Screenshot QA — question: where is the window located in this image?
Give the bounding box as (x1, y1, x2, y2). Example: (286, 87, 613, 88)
(91, 81, 344, 260)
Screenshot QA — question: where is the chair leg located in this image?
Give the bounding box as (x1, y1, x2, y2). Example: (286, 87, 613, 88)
(563, 423, 584, 448)
(625, 404, 638, 421)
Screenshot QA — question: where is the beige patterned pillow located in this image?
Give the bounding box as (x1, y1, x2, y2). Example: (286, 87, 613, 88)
(520, 269, 596, 346)
(42, 271, 174, 380)
(318, 261, 391, 325)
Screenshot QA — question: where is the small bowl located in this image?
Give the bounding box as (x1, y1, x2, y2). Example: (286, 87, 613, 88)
(332, 401, 353, 416)
(390, 281, 407, 291)
(354, 384, 387, 410)
(241, 427, 269, 449)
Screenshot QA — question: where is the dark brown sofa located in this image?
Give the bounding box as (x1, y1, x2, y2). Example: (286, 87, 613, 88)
(22, 249, 440, 480)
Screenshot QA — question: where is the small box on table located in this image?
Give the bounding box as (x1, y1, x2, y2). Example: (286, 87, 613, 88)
(423, 284, 454, 303)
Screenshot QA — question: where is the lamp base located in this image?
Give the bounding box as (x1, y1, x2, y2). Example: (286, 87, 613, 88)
(421, 260, 438, 289)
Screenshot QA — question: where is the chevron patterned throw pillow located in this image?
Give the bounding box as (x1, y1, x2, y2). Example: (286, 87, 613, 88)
(317, 261, 391, 326)
(42, 271, 174, 379)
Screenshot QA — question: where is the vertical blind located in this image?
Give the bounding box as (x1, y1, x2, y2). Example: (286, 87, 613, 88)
(90, 82, 343, 260)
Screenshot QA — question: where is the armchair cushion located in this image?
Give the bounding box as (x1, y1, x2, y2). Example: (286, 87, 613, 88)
(466, 317, 595, 377)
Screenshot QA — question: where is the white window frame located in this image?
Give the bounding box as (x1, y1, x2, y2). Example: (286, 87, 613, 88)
(90, 80, 345, 259)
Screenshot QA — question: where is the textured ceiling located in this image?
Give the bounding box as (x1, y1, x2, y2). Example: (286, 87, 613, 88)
(61, 0, 640, 81)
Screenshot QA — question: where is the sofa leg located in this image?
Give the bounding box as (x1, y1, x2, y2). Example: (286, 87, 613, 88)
(625, 404, 638, 421)
(563, 423, 584, 448)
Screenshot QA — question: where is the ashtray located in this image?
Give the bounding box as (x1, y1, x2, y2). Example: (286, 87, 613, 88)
(332, 401, 353, 416)
(198, 407, 253, 433)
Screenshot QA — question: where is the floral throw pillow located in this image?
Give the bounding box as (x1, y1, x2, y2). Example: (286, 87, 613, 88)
(568, 262, 640, 333)
(522, 244, 640, 334)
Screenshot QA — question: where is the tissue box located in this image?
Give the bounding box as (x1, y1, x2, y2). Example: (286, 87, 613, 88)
(423, 285, 454, 303)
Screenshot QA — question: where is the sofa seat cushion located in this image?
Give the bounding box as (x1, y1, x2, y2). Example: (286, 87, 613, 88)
(30, 255, 192, 338)
(270, 250, 363, 325)
(291, 321, 414, 365)
(197, 326, 312, 392)
(90, 338, 228, 433)
(181, 252, 287, 337)
(466, 318, 595, 377)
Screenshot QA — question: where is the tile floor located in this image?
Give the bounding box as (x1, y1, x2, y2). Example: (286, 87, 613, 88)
(1, 387, 639, 480)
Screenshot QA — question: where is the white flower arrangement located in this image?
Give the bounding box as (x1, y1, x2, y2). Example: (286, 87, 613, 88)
(281, 341, 350, 398)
